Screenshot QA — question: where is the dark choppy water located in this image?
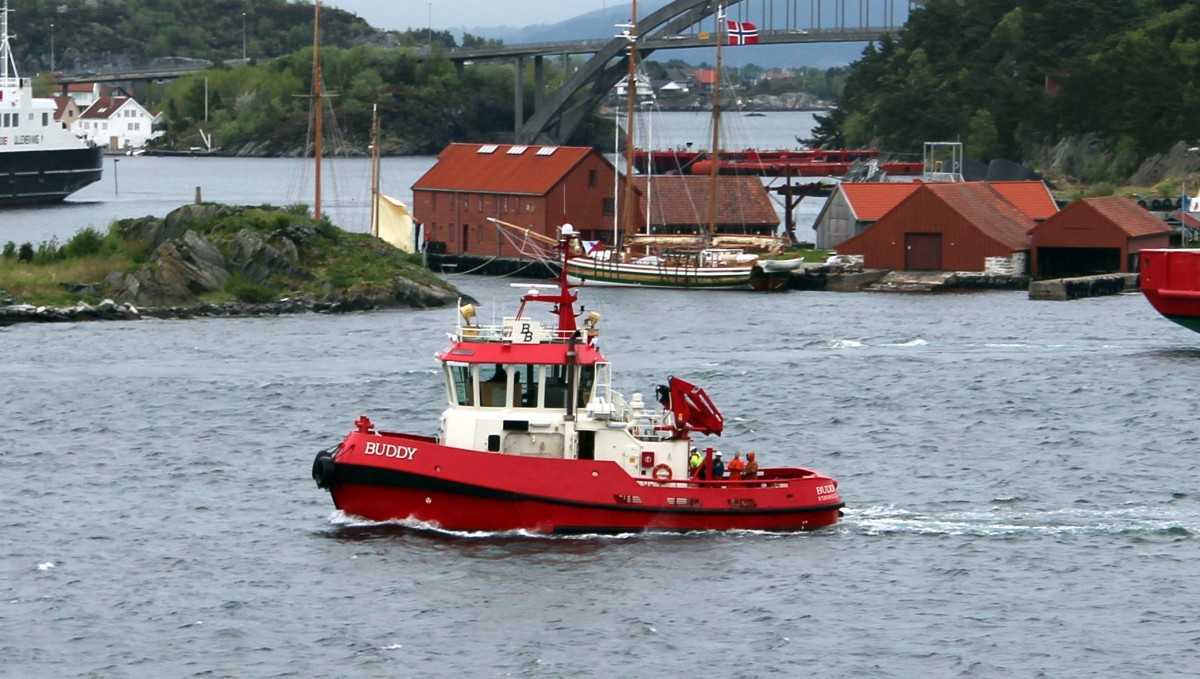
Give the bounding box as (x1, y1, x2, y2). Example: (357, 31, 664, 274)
(3, 276, 1199, 677)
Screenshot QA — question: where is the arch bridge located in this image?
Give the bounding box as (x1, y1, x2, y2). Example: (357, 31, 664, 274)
(440, 0, 925, 145)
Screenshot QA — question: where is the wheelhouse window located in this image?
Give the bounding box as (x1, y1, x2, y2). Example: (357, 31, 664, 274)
(545, 365, 570, 408)
(447, 363, 474, 406)
(479, 363, 508, 407)
(514, 365, 539, 408)
(576, 365, 596, 408)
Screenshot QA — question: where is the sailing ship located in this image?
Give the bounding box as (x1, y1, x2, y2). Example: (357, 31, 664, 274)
(0, 1, 103, 206)
(312, 223, 844, 533)
(564, 3, 797, 290)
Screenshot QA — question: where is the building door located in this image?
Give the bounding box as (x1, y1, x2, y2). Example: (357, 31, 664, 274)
(904, 233, 942, 270)
(461, 224, 469, 253)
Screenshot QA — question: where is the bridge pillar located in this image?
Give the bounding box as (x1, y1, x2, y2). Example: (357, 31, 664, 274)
(514, 56, 525, 138)
(533, 55, 544, 112)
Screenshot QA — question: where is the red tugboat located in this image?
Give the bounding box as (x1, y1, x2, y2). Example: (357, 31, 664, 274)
(312, 225, 843, 534)
(1140, 249, 1200, 334)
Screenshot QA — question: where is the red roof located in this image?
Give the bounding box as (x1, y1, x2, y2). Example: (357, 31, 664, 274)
(633, 175, 777, 227)
(840, 182, 922, 220)
(1032, 195, 1172, 237)
(987, 181, 1059, 220)
(412, 143, 599, 196)
(1176, 211, 1200, 229)
(1085, 196, 1174, 236)
(924, 183, 1034, 250)
(78, 97, 130, 120)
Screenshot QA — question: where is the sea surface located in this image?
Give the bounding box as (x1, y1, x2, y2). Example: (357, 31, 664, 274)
(4, 274, 1200, 677)
(5, 111, 1200, 677)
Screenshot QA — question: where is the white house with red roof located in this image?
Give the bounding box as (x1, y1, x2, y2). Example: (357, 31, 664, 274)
(72, 94, 162, 151)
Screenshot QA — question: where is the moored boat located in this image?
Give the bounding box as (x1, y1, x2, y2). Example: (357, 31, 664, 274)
(0, 2, 103, 206)
(1139, 248, 1200, 333)
(571, 3, 800, 290)
(312, 224, 844, 534)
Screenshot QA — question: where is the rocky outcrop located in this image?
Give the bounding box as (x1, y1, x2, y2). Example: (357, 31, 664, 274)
(228, 229, 312, 284)
(3, 203, 464, 325)
(117, 204, 233, 249)
(111, 230, 230, 306)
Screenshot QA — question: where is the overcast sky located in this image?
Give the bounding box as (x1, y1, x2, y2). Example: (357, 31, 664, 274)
(321, 1, 619, 32)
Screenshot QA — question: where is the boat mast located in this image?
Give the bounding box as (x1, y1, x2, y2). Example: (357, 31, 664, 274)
(620, 0, 639, 246)
(312, 0, 323, 222)
(370, 104, 379, 237)
(708, 6, 725, 244)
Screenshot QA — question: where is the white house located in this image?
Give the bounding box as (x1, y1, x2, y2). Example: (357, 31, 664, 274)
(613, 72, 654, 99)
(72, 95, 162, 151)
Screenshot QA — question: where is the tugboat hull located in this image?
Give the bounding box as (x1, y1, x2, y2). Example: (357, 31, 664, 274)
(315, 433, 844, 534)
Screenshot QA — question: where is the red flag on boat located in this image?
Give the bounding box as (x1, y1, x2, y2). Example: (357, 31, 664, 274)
(726, 20, 759, 45)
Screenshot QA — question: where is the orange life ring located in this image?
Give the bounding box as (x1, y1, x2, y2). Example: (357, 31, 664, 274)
(651, 464, 672, 481)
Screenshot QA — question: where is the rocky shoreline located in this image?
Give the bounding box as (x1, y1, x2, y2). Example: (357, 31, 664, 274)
(0, 294, 465, 327)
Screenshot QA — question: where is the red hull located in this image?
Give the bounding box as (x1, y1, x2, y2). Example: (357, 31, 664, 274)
(1140, 249, 1200, 333)
(317, 431, 843, 534)
(688, 158, 923, 177)
(632, 148, 891, 176)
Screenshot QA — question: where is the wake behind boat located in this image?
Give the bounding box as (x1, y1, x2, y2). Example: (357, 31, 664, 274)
(312, 224, 843, 534)
(0, 2, 103, 206)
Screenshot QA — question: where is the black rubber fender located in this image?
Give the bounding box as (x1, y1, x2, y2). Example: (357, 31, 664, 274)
(312, 450, 337, 489)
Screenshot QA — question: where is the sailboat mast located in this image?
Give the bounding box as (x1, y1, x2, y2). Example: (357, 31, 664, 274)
(620, 0, 639, 244)
(312, 0, 323, 222)
(708, 7, 724, 242)
(370, 104, 379, 237)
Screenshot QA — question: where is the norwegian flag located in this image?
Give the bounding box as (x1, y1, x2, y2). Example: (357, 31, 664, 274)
(726, 20, 760, 45)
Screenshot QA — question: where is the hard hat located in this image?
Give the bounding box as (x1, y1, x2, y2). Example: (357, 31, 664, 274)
(714, 451, 723, 457)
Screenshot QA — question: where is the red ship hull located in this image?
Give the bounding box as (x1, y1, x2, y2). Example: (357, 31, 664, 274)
(316, 430, 844, 534)
(1140, 249, 1200, 334)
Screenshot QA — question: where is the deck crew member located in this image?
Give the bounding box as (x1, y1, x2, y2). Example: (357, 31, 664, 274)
(742, 451, 759, 480)
(727, 452, 745, 480)
(712, 451, 725, 479)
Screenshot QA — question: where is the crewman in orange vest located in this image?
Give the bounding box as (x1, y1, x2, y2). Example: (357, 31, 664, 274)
(726, 452, 745, 480)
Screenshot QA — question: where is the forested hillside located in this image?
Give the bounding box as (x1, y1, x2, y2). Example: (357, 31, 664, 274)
(808, 0, 1200, 182)
(12, 0, 384, 71)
